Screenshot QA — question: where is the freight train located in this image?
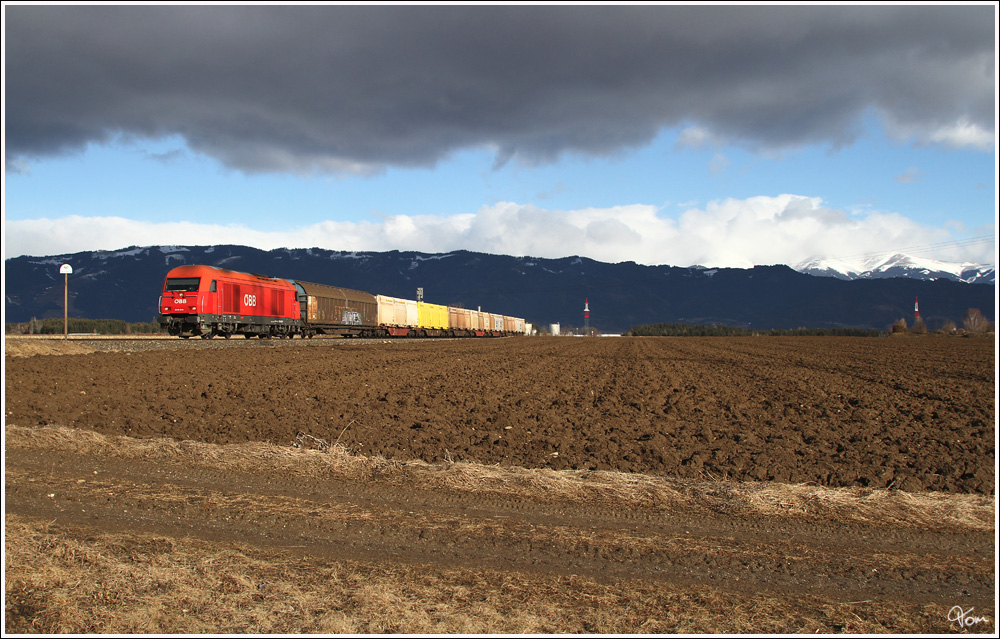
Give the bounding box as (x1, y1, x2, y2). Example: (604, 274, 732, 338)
(157, 264, 527, 339)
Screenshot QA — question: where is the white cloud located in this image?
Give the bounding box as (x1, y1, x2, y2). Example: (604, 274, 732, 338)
(883, 115, 995, 152)
(925, 118, 995, 151)
(895, 167, 923, 184)
(4, 196, 994, 267)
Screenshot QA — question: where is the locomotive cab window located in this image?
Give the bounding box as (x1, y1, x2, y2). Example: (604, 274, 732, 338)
(210, 280, 217, 292)
(164, 278, 200, 292)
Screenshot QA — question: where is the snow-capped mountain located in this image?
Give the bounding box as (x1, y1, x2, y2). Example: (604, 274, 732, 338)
(794, 253, 995, 284)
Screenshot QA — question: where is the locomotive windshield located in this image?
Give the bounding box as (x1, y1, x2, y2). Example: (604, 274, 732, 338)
(164, 277, 200, 292)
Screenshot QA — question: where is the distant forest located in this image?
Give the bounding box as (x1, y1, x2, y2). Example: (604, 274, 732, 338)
(625, 323, 886, 337)
(5, 318, 165, 335)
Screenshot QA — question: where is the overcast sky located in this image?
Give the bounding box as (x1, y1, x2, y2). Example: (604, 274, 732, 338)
(3, 4, 996, 268)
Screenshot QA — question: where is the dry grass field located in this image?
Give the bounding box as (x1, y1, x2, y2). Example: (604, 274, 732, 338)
(4, 335, 996, 634)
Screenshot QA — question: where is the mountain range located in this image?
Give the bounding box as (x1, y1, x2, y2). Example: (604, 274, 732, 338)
(3, 245, 995, 334)
(795, 253, 994, 284)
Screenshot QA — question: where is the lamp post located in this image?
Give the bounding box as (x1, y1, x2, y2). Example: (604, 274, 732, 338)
(59, 264, 73, 338)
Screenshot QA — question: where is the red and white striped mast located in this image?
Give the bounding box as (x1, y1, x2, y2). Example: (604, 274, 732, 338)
(584, 298, 590, 336)
(914, 297, 920, 321)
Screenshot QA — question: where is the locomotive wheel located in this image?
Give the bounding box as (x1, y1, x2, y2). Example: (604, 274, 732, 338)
(223, 332, 232, 340)
(200, 333, 213, 340)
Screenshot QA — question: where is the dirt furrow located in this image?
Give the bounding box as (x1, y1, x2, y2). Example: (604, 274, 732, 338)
(5, 442, 993, 606)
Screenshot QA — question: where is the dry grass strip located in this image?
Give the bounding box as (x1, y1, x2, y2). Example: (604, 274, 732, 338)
(4, 339, 98, 358)
(5, 424, 993, 532)
(4, 513, 971, 635)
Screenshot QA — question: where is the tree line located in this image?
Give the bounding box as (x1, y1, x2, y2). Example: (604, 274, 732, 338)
(5, 318, 165, 335)
(890, 308, 993, 336)
(624, 323, 885, 337)
(627, 308, 992, 337)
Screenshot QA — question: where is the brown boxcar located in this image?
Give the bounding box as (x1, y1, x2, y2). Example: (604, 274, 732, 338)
(292, 280, 378, 336)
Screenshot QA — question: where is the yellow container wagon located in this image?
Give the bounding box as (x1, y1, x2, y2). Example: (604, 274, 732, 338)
(417, 301, 450, 330)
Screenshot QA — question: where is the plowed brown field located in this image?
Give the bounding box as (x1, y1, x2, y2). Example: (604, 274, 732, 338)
(4, 336, 996, 634)
(5, 336, 995, 492)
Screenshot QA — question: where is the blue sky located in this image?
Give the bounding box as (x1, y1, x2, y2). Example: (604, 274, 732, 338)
(4, 4, 996, 268)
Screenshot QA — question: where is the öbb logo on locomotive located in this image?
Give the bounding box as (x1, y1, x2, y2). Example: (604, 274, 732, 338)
(157, 264, 527, 340)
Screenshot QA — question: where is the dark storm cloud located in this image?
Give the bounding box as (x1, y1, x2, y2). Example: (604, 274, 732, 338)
(5, 5, 995, 173)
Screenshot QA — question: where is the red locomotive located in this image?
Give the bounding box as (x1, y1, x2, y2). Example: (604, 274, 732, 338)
(158, 265, 299, 339)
